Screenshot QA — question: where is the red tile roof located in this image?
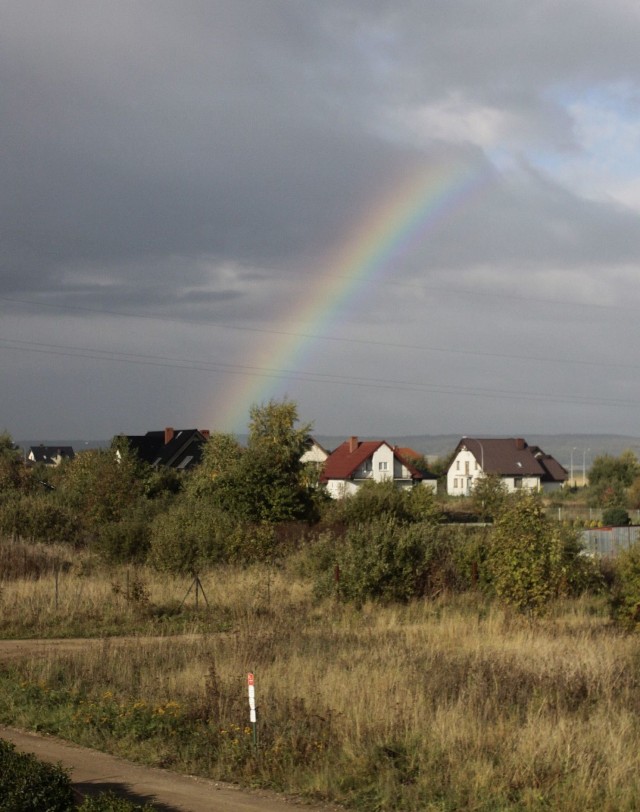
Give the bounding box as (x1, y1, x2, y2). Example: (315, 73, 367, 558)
(320, 438, 424, 482)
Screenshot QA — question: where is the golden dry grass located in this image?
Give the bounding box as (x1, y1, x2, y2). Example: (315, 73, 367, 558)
(2, 545, 640, 809)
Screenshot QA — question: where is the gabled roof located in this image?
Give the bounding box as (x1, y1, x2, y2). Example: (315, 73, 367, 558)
(320, 438, 424, 482)
(28, 446, 75, 465)
(154, 429, 207, 468)
(121, 428, 208, 470)
(529, 446, 568, 482)
(395, 447, 438, 480)
(454, 437, 566, 482)
(125, 432, 165, 465)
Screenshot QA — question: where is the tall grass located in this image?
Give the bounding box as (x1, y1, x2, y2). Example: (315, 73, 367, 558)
(2, 541, 640, 810)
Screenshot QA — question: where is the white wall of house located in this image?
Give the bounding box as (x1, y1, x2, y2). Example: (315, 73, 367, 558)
(325, 479, 359, 499)
(301, 442, 329, 465)
(420, 479, 438, 494)
(325, 444, 423, 499)
(500, 475, 541, 492)
(371, 444, 395, 482)
(541, 481, 564, 493)
(447, 448, 544, 495)
(447, 448, 482, 495)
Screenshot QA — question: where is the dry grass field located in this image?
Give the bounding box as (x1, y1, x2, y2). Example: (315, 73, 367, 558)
(2, 540, 640, 811)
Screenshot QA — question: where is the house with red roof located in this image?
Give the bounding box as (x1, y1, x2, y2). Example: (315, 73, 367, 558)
(447, 437, 567, 496)
(320, 436, 436, 499)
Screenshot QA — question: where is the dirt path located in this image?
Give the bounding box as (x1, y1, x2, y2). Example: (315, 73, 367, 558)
(0, 637, 338, 812)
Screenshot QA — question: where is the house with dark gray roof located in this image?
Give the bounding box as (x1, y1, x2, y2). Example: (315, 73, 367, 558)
(447, 437, 567, 496)
(119, 427, 209, 470)
(27, 445, 75, 466)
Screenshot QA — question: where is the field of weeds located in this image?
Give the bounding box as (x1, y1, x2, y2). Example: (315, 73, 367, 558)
(2, 541, 640, 811)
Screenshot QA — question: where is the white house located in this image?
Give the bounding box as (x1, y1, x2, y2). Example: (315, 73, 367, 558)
(320, 436, 436, 499)
(300, 437, 330, 466)
(447, 437, 567, 496)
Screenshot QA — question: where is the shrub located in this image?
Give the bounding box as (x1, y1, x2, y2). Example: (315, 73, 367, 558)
(317, 514, 450, 604)
(602, 506, 631, 527)
(0, 737, 74, 811)
(609, 545, 640, 629)
(470, 475, 508, 521)
(325, 480, 441, 526)
(486, 493, 595, 616)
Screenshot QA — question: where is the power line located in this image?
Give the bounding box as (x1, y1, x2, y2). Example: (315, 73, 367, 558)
(1, 336, 639, 411)
(0, 294, 632, 373)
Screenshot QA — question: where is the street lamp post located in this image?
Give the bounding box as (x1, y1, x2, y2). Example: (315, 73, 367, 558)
(570, 447, 577, 487)
(582, 448, 590, 486)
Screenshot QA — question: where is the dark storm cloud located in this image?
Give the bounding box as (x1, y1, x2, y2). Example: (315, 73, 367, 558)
(4, 1, 640, 437)
(4, 0, 640, 310)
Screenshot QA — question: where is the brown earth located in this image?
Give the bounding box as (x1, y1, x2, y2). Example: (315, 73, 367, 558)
(0, 637, 339, 812)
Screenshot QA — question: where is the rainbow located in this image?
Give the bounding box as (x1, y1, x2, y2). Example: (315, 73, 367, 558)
(213, 158, 491, 431)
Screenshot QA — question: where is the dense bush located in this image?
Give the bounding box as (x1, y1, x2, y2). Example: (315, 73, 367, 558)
(601, 506, 631, 527)
(324, 480, 441, 526)
(470, 474, 508, 521)
(0, 737, 74, 811)
(609, 545, 640, 629)
(485, 493, 597, 615)
(312, 514, 460, 604)
(0, 738, 157, 811)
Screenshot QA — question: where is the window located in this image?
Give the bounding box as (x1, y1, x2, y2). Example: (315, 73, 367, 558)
(379, 461, 388, 471)
(514, 477, 523, 489)
(456, 460, 460, 471)
(454, 478, 458, 488)
(465, 461, 469, 475)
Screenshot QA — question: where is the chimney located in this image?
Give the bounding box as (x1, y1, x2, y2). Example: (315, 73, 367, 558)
(515, 438, 525, 450)
(200, 430, 210, 440)
(349, 436, 358, 453)
(164, 427, 175, 445)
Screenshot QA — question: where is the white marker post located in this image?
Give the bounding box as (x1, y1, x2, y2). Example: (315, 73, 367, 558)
(248, 672, 258, 749)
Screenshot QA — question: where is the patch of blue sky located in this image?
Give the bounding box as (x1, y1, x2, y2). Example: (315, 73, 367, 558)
(527, 82, 640, 195)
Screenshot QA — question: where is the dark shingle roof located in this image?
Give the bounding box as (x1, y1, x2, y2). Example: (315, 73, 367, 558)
(457, 437, 566, 482)
(122, 429, 208, 470)
(28, 446, 75, 465)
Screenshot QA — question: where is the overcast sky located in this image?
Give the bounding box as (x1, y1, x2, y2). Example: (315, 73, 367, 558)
(3, 1, 640, 441)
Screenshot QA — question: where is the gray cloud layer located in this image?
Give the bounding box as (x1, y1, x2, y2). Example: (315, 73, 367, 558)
(3, 1, 640, 439)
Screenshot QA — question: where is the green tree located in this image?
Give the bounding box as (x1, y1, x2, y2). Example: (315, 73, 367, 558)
(203, 399, 316, 523)
(60, 447, 143, 536)
(587, 450, 640, 508)
(0, 432, 31, 493)
(185, 433, 243, 501)
(589, 450, 640, 488)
